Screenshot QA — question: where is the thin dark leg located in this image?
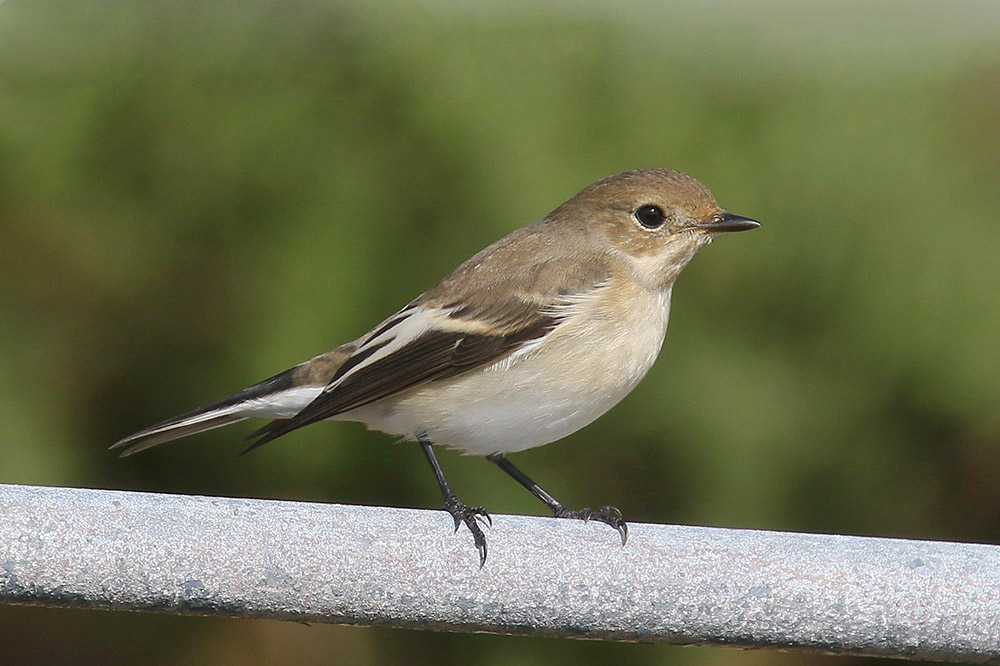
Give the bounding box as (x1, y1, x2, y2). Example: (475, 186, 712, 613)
(420, 438, 491, 565)
(487, 453, 627, 545)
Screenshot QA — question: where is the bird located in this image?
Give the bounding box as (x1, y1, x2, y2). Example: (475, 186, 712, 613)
(113, 168, 759, 565)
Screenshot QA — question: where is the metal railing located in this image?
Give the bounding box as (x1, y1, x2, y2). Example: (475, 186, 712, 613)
(2, 483, 998, 662)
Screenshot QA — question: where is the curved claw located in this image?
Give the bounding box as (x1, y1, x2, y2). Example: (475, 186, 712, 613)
(479, 509, 493, 529)
(597, 505, 628, 546)
(443, 497, 492, 566)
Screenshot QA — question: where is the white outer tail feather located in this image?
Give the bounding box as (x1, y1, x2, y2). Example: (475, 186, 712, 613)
(112, 386, 324, 456)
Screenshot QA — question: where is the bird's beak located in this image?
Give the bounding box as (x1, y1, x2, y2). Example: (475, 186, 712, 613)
(695, 212, 760, 233)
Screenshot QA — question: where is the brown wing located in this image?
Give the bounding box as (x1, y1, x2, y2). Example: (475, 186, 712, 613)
(244, 222, 613, 451)
(242, 302, 560, 451)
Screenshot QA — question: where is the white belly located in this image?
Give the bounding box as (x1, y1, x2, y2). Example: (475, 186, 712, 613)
(344, 285, 672, 456)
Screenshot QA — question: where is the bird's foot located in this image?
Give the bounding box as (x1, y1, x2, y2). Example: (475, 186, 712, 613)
(443, 495, 492, 566)
(553, 505, 628, 545)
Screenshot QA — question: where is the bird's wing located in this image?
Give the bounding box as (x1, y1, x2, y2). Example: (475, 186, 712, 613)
(244, 239, 614, 450)
(242, 298, 563, 450)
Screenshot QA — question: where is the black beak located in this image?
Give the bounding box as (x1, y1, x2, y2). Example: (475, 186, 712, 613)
(696, 212, 760, 233)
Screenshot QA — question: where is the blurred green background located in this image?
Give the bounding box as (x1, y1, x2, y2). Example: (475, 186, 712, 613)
(2, 1, 999, 664)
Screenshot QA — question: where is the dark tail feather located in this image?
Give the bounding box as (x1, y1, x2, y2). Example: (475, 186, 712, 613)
(112, 412, 249, 457)
(112, 367, 301, 456)
(240, 419, 292, 455)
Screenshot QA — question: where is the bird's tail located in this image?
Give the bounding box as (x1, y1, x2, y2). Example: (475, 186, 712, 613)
(110, 366, 316, 457)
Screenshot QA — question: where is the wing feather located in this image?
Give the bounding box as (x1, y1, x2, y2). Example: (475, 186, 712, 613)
(244, 224, 615, 451)
(243, 303, 561, 451)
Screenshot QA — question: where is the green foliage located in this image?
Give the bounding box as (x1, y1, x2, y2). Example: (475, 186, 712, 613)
(2, 2, 998, 665)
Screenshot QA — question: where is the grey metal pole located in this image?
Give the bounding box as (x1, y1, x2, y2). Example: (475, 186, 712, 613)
(1, 483, 998, 662)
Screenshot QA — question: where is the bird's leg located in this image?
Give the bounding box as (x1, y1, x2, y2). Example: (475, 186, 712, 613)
(419, 437, 491, 565)
(486, 453, 627, 545)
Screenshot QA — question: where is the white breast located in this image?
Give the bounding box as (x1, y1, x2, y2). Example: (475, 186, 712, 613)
(344, 281, 673, 456)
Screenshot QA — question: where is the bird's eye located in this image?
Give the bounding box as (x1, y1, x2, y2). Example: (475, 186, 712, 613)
(634, 204, 666, 229)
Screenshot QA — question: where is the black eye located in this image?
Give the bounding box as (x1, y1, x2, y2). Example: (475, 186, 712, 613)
(634, 204, 666, 229)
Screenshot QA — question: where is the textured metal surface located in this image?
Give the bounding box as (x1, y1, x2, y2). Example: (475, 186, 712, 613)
(2, 483, 999, 662)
